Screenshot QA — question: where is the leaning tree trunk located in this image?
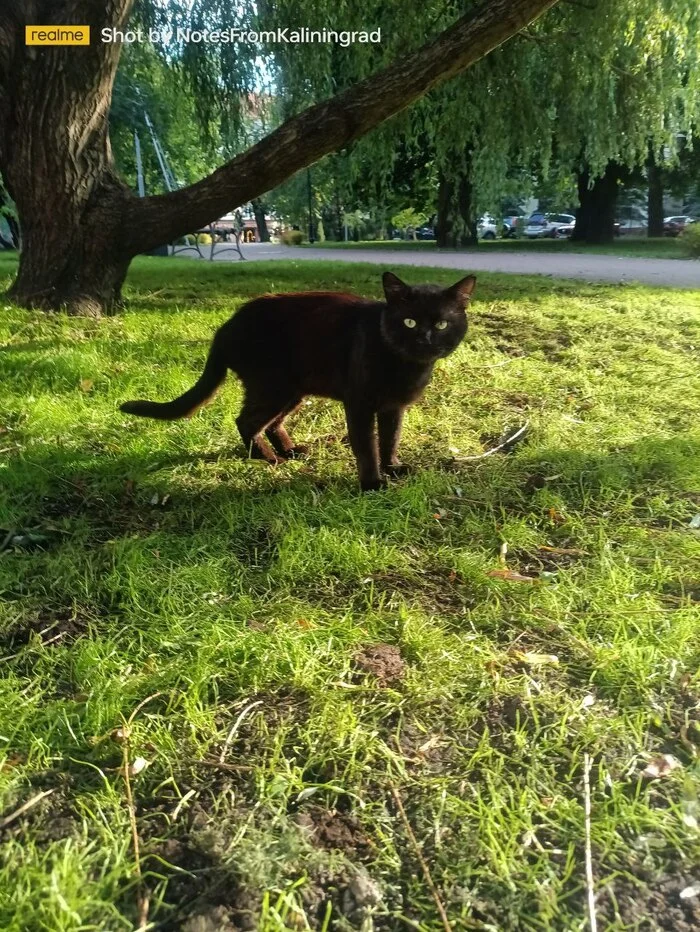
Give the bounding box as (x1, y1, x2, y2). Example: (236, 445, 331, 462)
(646, 145, 664, 238)
(571, 162, 625, 245)
(0, 0, 560, 316)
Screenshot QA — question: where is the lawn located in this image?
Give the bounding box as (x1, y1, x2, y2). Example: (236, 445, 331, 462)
(302, 237, 689, 260)
(1, 251, 699, 931)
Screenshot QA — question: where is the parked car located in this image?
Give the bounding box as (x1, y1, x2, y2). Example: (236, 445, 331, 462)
(414, 226, 436, 241)
(663, 215, 696, 237)
(477, 215, 499, 240)
(524, 212, 575, 239)
(501, 214, 522, 238)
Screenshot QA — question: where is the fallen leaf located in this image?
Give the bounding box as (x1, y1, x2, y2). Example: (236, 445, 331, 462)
(641, 754, 682, 780)
(689, 514, 700, 529)
(581, 694, 596, 709)
(547, 507, 565, 524)
(488, 568, 537, 583)
(79, 378, 94, 392)
(294, 618, 315, 630)
(129, 756, 149, 776)
(149, 493, 159, 505)
(511, 650, 559, 666)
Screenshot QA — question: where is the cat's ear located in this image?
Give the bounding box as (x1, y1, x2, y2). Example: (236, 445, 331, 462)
(383, 271, 411, 302)
(448, 275, 477, 307)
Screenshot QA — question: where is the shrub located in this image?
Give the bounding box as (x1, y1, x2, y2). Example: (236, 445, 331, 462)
(680, 222, 700, 257)
(281, 229, 304, 246)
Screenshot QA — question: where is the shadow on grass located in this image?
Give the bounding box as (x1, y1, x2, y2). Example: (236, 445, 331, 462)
(3, 431, 698, 538)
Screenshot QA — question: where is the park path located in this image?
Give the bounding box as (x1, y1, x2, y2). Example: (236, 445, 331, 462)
(183, 242, 700, 288)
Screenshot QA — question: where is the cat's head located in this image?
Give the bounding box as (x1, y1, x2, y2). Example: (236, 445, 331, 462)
(380, 271, 475, 362)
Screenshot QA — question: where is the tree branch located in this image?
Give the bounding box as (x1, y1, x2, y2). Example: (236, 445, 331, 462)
(128, 0, 561, 253)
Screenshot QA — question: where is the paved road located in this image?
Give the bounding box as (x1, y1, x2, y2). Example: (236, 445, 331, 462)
(181, 242, 700, 288)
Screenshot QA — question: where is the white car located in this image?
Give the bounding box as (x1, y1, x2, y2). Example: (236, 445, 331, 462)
(477, 215, 499, 240)
(524, 212, 576, 239)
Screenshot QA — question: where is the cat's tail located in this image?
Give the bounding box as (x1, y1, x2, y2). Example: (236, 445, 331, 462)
(120, 335, 227, 421)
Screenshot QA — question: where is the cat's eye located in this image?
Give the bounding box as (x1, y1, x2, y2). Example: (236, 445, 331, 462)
(435, 321, 448, 330)
(403, 318, 417, 328)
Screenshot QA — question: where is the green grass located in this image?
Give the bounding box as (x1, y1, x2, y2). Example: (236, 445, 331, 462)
(1, 251, 699, 931)
(302, 236, 689, 260)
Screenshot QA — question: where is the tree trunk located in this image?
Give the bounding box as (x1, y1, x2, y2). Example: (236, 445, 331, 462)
(571, 162, 623, 244)
(436, 167, 477, 247)
(646, 145, 664, 238)
(0, 1, 136, 314)
(0, 0, 560, 315)
(251, 198, 270, 242)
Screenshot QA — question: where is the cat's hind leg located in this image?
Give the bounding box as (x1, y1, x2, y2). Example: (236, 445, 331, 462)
(265, 398, 308, 459)
(236, 392, 294, 465)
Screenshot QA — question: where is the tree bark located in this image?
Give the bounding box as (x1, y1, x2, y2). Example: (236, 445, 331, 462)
(571, 162, 624, 245)
(251, 198, 270, 242)
(0, 0, 135, 314)
(436, 168, 478, 247)
(646, 145, 664, 238)
(0, 0, 560, 314)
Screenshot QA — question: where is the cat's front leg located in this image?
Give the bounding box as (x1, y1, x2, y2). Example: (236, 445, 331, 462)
(378, 407, 410, 477)
(344, 401, 385, 491)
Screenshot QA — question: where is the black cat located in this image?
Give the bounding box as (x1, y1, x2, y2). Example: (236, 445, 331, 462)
(120, 271, 475, 490)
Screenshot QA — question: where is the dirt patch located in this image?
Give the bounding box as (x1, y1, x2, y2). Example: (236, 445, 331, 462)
(296, 806, 374, 860)
(0, 608, 89, 655)
(660, 579, 700, 605)
(145, 831, 259, 931)
(509, 545, 586, 577)
(598, 869, 700, 931)
(503, 392, 532, 410)
(353, 644, 406, 686)
(366, 567, 476, 616)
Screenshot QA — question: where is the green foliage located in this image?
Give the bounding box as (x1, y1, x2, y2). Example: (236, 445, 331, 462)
(280, 229, 304, 245)
(681, 222, 700, 256)
(1, 250, 699, 927)
(391, 208, 428, 234)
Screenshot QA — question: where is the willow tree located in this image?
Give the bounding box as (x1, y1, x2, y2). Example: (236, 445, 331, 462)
(329, 0, 700, 245)
(0, 0, 560, 315)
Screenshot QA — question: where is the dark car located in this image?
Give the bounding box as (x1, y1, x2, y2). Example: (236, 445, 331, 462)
(414, 226, 436, 240)
(663, 215, 696, 237)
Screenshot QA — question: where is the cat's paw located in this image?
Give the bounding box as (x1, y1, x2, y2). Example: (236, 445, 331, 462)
(283, 444, 309, 460)
(360, 477, 389, 492)
(384, 463, 414, 479)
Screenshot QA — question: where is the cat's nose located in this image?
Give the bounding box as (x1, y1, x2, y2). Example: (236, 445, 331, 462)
(423, 331, 432, 343)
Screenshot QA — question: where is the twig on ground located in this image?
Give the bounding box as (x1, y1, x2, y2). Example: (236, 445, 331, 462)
(583, 753, 598, 932)
(0, 788, 56, 829)
(390, 786, 453, 932)
(452, 422, 530, 462)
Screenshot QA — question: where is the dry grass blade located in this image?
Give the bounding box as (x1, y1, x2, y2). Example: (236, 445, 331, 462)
(390, 786, 453, 932)
(583, 753, 598, 932)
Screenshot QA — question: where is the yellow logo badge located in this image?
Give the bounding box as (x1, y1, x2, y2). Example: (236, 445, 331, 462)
(26, 26, 90, 46)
